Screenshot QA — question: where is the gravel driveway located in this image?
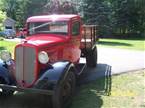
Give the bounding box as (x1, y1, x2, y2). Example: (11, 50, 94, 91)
(98, 47, 145, 74)
(79, 47, 145, 84)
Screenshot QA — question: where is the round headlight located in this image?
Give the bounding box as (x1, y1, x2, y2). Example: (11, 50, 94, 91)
(38, 51, 49, 64)
(0, 50, 12, 62)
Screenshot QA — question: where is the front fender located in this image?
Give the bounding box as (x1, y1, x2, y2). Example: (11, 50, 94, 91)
(34, 61, 75, 90)
(0, 60, 15, 85)
(0, 64, 10, 84)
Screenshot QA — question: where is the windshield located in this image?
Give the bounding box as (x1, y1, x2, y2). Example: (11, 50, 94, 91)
(28, 21, 68, 36)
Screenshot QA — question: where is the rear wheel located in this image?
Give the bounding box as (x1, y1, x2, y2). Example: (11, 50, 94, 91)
(0, 78, 14, 96)
(52, 71, 76, 108)
(86, 46, 97, 67)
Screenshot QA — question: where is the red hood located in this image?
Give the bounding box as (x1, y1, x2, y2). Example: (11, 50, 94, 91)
(24, 34, 68, 46)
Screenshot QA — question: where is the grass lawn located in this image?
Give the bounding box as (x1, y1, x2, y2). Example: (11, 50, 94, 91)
(71, 70, 145, 108)
(98, 38, 145, 51)
(0, 39, 18, 58)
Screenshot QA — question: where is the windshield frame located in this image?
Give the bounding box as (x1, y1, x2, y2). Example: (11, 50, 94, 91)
(27, 21, 69, 36)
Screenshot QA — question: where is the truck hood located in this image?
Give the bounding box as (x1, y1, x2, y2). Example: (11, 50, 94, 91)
(24, 34, 68, 46)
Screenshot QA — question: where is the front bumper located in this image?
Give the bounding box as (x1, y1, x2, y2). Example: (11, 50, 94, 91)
(0, 84, 54, 95)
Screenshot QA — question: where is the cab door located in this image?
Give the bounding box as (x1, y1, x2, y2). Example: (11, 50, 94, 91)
(63, 20, 82, 63)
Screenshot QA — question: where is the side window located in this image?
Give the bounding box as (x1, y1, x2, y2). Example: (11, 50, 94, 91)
(72, 22, 80, 36)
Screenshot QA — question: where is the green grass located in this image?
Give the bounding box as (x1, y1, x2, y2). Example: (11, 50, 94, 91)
(0, 39, 17, 58)
(98, 38, 145, 51)
(71, 70, 145, 108)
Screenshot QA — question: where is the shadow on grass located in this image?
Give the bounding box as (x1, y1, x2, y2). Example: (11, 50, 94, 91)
(0, 47, 6, 51)
(0, 93, 51, 108)
(98, 41, 132, 46)
(72, 64, 112, 108)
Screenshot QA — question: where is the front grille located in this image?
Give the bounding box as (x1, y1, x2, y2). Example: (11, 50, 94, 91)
(15, 46, 36, 86)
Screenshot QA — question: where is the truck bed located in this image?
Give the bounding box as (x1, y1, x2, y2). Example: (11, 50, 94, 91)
(81, 25, 98, 49)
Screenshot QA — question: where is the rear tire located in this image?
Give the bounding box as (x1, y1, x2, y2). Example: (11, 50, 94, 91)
(86, 46, 97, 68)
(0, 78, 14, 96)
(52, 71, 76, 108)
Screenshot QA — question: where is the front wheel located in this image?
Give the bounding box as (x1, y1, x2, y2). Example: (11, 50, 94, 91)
(52, 71, 76, 108)
(0, 78, 14, 96)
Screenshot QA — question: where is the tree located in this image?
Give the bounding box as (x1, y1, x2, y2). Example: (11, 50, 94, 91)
(0, 10, 6, 30)
(62, 1, 77, 14)
(112, 0, 145, 37)
(44, 0, 62, 14)
(82, 0, 113, 36)
(1, 0, 48, 27)
(1, 0, 144, 37)
(44, 0, 78, 14)
(1, 0, 18, 19)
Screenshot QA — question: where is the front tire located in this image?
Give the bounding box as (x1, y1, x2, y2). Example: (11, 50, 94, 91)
(0, 78, 14, 96)
(52, 71, 76, 108)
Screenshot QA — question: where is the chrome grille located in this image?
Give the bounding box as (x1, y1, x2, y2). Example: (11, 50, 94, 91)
(15, 46, 36, 86)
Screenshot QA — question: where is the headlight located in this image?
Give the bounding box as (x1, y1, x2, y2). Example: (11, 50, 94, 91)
(38, 51, 49, 64)
(0, 50, 12, 62)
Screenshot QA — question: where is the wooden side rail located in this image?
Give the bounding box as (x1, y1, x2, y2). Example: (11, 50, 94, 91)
(81, 25, 98, 49)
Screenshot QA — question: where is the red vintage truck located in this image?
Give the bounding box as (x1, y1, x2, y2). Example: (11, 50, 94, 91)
(0, 14, 98, 108)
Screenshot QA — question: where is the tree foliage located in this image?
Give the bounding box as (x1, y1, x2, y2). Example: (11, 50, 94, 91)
(112, 0, 145, 37)
(44, 0, 77, 14)
(0, 10, 6, 30)
(82, 0, 113, 36)
(1, 0, 48, 27)
(81, 0, 145, 37)
(0, 0, 144, 37)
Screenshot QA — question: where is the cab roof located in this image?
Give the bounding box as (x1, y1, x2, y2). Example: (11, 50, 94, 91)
(27, 14, 80, 22)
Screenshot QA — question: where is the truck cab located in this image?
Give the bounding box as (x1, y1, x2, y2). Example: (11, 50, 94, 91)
(26, 14, 82, 63)
(0, 14, 98, 108)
